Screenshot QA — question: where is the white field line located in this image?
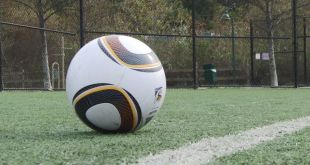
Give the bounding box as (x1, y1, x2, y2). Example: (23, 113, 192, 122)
(133, 116, 310, 165)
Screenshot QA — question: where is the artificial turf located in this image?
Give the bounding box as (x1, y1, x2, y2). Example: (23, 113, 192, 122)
(210, 127, 310, 165)
(0, 88, 310, 164)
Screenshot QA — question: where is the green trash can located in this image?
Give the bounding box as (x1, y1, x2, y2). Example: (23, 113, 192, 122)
(203, 64, 217, 84)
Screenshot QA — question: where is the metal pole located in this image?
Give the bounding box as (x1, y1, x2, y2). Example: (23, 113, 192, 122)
(21, 69, 25, 89)
(79, 0, 85, 48)
(61, 36, 65, 89)
(0, 21, 75, 35)
(231, 18, 236, 85)
(85, 29, 291, 39)
(250, 20, 255, 85)
(0, 25, 3, 92)
(292, 0, 298, 88)
(303, 17, 308, 85)
(192, 0, 198, 89)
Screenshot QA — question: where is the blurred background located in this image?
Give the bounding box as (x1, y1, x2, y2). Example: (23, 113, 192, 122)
(0, 0, 309, 90)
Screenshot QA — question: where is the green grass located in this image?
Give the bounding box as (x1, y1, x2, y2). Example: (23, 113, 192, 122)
(0, 88, 310, 164)
(210, 128, 310, 165)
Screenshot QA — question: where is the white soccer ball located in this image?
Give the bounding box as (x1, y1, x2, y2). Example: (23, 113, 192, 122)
(66, 35, 166, 133)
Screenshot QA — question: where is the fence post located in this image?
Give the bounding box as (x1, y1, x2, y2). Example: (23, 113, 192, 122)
(21, 69, 25, 88)
(231, 19, 236, 85)
(250, 20, 254, 86)
(292, 0, 298, 88)
(192, 0, 198, 89)
(61, 36, 65, 89)
(303, 17, 308, 85)
(0, 26, 3, 92)
(79, 0, 85, 48)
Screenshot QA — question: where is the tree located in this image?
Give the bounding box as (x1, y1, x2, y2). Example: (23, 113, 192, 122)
(250, 0, 280, 87)
(247, 0, 310, 86)
(181, 0, 221, 30)
(84, 0, 191, 34)
(13, 0, 74, 90)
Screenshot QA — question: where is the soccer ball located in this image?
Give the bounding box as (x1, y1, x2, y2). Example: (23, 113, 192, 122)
(66, 35, 166, 133)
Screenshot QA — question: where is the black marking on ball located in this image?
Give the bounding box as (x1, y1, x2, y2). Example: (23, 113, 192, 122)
(97, 39, 120, 65)
(105, 35, 160, 66)
(72, 83, 111, 103)
(124, 90, 142, 129)
(74, 87, 137, 133)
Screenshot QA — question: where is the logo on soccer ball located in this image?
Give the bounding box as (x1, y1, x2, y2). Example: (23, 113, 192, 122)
(155, 87, 163, 101)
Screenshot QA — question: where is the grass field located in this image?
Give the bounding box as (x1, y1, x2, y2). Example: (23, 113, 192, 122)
(1, 88, 310, 164)
(211, 127, 310, 165)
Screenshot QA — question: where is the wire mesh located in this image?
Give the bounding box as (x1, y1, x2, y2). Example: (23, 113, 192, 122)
(0, 0, 310, 90)
(0, 0, 79, 90)
(0, 25, 78, 89)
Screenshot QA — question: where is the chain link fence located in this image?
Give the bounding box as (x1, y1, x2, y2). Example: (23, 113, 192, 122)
(0, 0, 79, 90)
(0, 0, 309, 90)
(0, 23, 78, 89)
